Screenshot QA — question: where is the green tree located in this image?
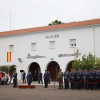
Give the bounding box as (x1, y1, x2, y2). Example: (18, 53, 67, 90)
(95, 58, 100, 69)
(86, 52, 95, 70)
(48, 20, 64, 26)
(72, 52, 96, 70)
(1, 66, 9, 74)
(72, 59, 81, 70)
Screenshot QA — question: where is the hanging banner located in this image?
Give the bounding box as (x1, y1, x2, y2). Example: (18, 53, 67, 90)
(7, 52, 11, 62)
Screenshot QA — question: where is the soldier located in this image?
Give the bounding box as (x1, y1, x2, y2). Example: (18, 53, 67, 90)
(83, 69, 89, 89)
(13, 70, 17, 88)
(71, 68, 77, 89)
(38, 71, 43, 84)
(57, 69, 63, 89)
(27, 71, 32, 85)
(47, 71, 51, 84)
(22, 71, 26, 83)
(44, 70, 49, 88)
(89, 68, 96, 90)
(96, 69, 100, 89)
(64, 70, 69, 89)
(76, 69, 83, 89)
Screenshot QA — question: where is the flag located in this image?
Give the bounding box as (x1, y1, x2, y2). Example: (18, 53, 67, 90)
(7, 52, 11, 62)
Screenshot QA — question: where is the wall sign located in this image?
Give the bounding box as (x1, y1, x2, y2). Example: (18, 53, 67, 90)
(27, 53, 46, 59)
(58, 50, 81, 58)
(45, 34, 59, 39)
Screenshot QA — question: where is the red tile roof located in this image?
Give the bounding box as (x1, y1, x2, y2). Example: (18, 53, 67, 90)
(0, 18, 100, 37)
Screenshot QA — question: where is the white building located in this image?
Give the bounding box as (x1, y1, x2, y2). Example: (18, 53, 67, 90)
(0, 18, 100, 81)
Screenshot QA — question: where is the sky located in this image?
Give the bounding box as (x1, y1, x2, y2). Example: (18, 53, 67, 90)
(0, 0, 100, 32)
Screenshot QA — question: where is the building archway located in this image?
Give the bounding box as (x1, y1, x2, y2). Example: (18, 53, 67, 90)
(66, 60, 74, 72)
(29, 62, 40, 81)
(47, 61, 60, 81)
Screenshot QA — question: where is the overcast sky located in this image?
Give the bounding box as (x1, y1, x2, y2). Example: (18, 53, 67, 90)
(0, 0, 100, 32)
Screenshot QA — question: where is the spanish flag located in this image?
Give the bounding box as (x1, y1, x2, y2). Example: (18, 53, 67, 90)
(7, 52, 11, 62)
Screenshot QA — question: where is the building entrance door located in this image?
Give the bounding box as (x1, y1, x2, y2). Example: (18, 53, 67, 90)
(29, 62, 40, 81)
(47, 61, 60, 81)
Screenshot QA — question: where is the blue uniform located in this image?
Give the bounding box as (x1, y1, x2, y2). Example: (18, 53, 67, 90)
(76, 72, 83, 89)
(38, 72, 43, 84)
(44, 72, 49, 88)
(96, 71, 100, 89)
(64, 72, 69, 89)
(71, 71, 77, 89)
(22, 72, 26, 83)
(83, 72, 89, 89)
(27, 73, 32, 85)
(13, 72, 17, 87)
(89, 71, 96, 89)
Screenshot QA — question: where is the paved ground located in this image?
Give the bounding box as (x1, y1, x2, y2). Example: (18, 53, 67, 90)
(0, 84, 100, 100)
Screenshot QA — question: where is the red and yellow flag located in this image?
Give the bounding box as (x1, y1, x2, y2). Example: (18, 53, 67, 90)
(7, 52, 11, 62)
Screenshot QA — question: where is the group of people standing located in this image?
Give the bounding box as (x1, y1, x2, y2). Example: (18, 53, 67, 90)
(57, 68, 100, 90)
(12, 68, 100, 90)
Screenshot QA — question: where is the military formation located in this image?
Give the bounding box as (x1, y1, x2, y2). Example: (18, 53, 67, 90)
(58, 68, 100, 90)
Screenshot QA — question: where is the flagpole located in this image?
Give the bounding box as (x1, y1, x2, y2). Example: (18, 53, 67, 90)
(74, 47, 75, 60)
(10, 12, 11, 31)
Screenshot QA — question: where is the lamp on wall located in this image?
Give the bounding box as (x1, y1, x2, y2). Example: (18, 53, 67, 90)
(18, 58, 22, 62)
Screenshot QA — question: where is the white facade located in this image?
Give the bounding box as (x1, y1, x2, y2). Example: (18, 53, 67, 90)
(0, 22, 100, 80)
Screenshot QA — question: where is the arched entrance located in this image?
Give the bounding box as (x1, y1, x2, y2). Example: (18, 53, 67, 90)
(66, 60, 74, 72)
(29, 62, 40, 81)
(47, 61, 60, 81)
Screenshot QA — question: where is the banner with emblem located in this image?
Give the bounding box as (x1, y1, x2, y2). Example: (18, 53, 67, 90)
(7, 52, 11, 62)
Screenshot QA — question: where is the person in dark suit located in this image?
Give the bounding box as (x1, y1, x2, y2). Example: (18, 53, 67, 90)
(64, 70, 69, 89)
(89, 68, 96, 90)
(83, 69, 89, 89)
(44, 70, 49, 88)
(27, 71, 32, 85)
(71, 68, 77, 89)
(22, 71, 26, 83)
(13, 70, 17, 88)
(47, 71, 51, 84)
(38, 72, 43, 84)
(76, 69, 83, 89)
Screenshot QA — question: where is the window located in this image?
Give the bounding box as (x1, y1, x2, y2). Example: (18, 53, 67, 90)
(49, 41, 55, 49)
(9, 45, 14, 52)
(70, 39, 76, 47)
(31, 43, 36, 51)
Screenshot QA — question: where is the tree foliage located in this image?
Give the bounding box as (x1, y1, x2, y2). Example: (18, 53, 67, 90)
(48, 20, 64, 26)
(0, 65, 16, 75)
(72, 52, 100, 70)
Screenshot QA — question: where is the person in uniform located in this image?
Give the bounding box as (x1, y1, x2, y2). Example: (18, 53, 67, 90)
(13, 70, 17, 88)
(83, 69, 89, 89)
(47, 71, 51, 84)
(22, 71, 26, 83)
(27, 71, 32, 85)
(64, 69, 69, 89)
(57, 69, 63, 89)
(95, 69, 100, 89)
(89, 68, 96, 90)
(71, 68, 77, 89)
(38, 72, 43, 84)
(44, 70, 49, 88)
(76, 69, 83, 89)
